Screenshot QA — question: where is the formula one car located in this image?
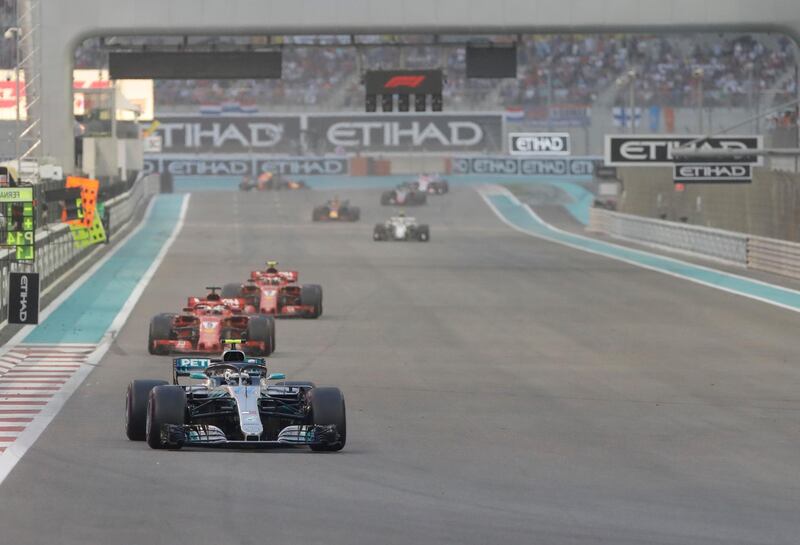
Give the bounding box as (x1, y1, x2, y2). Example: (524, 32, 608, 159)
(400, 173, 449, 195)
(148, 287, 276, 356)
(373, 214, 430, 242)
(222, 262, 323, 319)
(312, 199, 360, 222)
(239, 172, 308, 191)
(125, 344, 346, 451)
(380, 186, 427, 206)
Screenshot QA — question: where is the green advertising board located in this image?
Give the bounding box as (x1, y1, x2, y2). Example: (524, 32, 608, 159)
(1, 186, 35, 261)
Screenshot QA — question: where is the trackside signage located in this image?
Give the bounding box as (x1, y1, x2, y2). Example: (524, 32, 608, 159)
(306, 114, 503, 153)
(143, 156, 349, 177)
(149, 113, 504, 155)
(673, 163, 752, 184)
(509, 133, 570, 156)
(451, 156, 598, 176)
(604, 135, 762, 166)
(8, 271, 39, 324)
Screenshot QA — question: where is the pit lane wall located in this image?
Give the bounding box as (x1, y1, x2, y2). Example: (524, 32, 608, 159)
(616, 166, 800, 242)
(588, 207, 800, 281)
(0, 174, 159, 323)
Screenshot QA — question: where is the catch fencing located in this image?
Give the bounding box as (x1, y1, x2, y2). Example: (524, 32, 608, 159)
(0, 174, 159, 323)
(589, 207, 800, 280)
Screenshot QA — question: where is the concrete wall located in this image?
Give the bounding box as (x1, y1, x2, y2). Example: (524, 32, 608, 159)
(619, 166, 800, 241)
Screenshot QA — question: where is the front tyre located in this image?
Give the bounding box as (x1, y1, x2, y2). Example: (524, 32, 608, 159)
(310, 387, 346, 452)
(126, 379, 168, 441)
(148, 313, 175, 355)
(146, 386, 186, 449)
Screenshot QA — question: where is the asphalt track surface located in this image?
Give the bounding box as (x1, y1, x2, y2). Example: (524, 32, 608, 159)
(1, 186, 799, 545)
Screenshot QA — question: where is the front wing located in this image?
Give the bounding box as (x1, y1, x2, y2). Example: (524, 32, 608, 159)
(161, 424, 341, 449)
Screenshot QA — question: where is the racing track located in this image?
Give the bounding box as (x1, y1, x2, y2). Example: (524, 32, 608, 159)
(0, 185, 799, 545)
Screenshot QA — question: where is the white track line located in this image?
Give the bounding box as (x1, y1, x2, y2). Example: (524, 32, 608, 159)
(477, 184, 800, 316)
(0, 195, 190, 486)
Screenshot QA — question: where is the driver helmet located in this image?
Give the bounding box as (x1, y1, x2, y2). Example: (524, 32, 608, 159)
(398, 210, 406, 217)
(265, 260, 279, 274)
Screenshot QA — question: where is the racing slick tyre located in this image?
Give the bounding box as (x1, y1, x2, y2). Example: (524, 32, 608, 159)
(148, 313, 175, 355)
(380, 191, 394, 205)
(146, 385, 187, 449)
(126, 379, 168, 441)
(309, 387, 346, 452)
(221, 283, 242, 298)
(246, 315, 275, 356)
(300, 284, 323, 318)
(348, 207, 361, 221)
(268, 315, 276, 353)
(373, 224, 387, 241)
(312, 207, 327, 222)
(417, 225, 430, 242)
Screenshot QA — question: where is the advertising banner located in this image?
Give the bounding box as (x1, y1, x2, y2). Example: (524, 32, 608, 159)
(143, 156, 349, 177)
(451, 156, 598, 176)
(509, 133, 570, 156)
(8, 272, 39, 325)
(604, 134, 763, 167)
(305, 113, 504, 154)
(151, 115, 302, 154)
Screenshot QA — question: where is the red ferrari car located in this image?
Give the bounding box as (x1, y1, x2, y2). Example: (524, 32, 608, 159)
(148, 287, 276, 356)
(222, 262, 323, 319)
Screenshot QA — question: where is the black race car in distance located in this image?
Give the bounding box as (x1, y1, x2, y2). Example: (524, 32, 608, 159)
(312, 199, 360, 222)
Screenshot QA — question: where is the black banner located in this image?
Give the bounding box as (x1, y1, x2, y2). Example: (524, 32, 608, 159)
(604, 135, 762, 166)
(673, 163, 752, 184)
(8, 272, 39, 325)
(452, 156, 597, 176)
(306, 114, 504, 154)
(153, 116, 302, 154)
(144, 156, 349, 177)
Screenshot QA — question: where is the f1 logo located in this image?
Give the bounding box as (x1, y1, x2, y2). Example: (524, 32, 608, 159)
(384, 75, 426, 89)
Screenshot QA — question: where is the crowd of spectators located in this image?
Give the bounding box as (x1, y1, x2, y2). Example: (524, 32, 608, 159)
(630, 34, 797, 108)
(0, 29, 796, 112)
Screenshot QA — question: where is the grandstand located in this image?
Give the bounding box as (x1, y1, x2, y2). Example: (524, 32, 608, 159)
(62, 33, 798, 114)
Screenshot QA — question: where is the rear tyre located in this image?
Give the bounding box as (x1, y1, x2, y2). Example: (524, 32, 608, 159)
(148, 313, 174, 355)
(246, 316, 275, 356)
(310, 387, 346, 452)
(300, 284, 323, 319)
(146, 386, 186, 449)
(349, 207, 360, 221)
(380, 191, 393, 205)
(221, 283, 242, 298)
(268, 315, 276, 353)
(373, 225, 386, 241)
(126, 379, 168, 441)
(417, 225, 430, 242)
(312, 207, 327, 222)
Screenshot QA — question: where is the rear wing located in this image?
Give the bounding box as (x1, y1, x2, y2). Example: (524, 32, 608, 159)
(173, 357, 211, 382)
(250, 270, 299, 282)
(173, 356, 269, 383)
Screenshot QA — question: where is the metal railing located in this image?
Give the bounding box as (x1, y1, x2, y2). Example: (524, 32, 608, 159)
(589, 207, 800, 280)
(0, 173, 158, 322)
(588, 208, 748, 265)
